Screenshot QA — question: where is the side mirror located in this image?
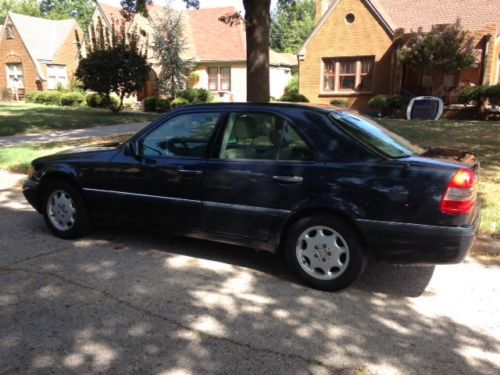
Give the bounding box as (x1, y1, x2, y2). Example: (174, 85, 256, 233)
(123, 141, 141, 158)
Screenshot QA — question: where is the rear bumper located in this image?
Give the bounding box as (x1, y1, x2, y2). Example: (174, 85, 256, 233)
(22, 178, 41, 213)
(356, 212, 480, 264)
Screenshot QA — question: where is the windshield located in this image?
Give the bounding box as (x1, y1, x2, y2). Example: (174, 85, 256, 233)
(328, 111, 425, 158)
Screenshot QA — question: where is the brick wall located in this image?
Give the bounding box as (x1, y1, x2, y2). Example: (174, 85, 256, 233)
(0, 16, 41, 93)
(53, 24, 83, 81)
(300, 0, 394, 110)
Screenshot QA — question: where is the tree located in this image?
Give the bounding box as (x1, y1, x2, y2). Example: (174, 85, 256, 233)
(120, 0, 279, 103)
(270, 0, 315, 54)
(75, 19, 149, 113)
(151, 7, 192, 98)
(39, 0, 95, 28)
(0, 0, 41, 23)
(398, 19, 475, 74)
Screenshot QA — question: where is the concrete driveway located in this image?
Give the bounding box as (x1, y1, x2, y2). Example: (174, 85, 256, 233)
(0, 173, 499, 374)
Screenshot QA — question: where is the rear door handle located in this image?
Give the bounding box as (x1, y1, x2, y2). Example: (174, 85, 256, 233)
(178, 169, 202, 176)
(272, 175, 303, 183)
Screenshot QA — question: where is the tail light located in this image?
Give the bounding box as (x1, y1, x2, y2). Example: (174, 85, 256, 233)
(440, 169, 476, 215)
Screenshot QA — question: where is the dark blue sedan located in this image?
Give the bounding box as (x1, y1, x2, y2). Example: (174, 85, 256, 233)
(23, 103, 480, 290)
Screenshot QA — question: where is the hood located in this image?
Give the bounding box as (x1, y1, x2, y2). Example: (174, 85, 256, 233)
(57, 142, 121, 155)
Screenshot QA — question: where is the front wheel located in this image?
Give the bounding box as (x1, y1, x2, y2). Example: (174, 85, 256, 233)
(285, 215, 366, 291)
(42, 180, 91, 239)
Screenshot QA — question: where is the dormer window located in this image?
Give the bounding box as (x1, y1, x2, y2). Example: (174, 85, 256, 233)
(6, 23, 14, 39)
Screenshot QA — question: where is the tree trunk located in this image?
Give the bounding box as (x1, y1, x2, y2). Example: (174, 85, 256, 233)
(243, 0, 271, 102)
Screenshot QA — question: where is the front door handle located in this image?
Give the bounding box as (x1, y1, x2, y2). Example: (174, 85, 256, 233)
(272, 175, 303, 183)
(178, 169, 202, 176)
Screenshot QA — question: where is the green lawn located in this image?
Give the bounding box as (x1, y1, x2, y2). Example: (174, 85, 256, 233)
(379, 119, 499, 238)
(0, 103, 159, 137)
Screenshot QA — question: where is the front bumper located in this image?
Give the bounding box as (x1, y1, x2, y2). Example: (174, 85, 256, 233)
(356, 210, 481, 264)
(22, 178, 41, 213)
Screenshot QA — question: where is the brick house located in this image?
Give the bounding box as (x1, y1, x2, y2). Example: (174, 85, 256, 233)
(90, 1, 297, 101)
(299, 0, 500, 109)
(0, 13, 84, 97)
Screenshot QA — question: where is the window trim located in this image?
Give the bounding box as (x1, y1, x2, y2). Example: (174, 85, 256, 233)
(320, 56, 375, 95)
(6, 63, 24, 88)
(207, 66, 232, 92)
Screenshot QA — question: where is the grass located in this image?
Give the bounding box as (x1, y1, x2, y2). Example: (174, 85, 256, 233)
(0, 102, 160, 137)
(379, 119, 500, 238)
(0, 134, 131, 174)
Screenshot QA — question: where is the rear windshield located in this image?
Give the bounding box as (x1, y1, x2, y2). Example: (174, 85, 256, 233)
(328, 111, 425, 158)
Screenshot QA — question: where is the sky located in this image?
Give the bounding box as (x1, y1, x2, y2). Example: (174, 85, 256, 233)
(102, 0, 278, 14)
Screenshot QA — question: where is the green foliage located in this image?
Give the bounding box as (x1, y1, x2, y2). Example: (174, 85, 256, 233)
(368, 95, 409, 116)
(1, 87, 10, 100)
(24, 91, 38, 103)
(156, 99, 171, 113)
(39, 0, 94, 28)
(284, 75, 299, 95)
(76, 19, 150, 113)
(177, 88, 213, 103)
(151, 7, 192, 98)
(398, 19, 475, 73)
(330, 99, 349, 108)
(459, 84, 500, 116)
(0, 0, 41, 23)
(279, 93, 309, 102)
(270, 0, 315, 54)
(171, 97, 189, 109)
(34, 92, 48, 104)
(86, 93, 120, 108)
(44, 91, 62, 105)
(143, 97, 158, 112)
(60, 92, 84, 106)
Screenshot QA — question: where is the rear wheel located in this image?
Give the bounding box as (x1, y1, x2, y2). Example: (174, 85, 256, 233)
(285, 215, 366, 291)
(42, 180, 91, 239)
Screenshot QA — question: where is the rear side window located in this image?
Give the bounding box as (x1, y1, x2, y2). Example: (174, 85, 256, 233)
(329, 111, 424, 158)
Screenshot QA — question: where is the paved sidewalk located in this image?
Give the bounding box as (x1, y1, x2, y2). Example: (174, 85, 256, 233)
(0, 123, 148, 148)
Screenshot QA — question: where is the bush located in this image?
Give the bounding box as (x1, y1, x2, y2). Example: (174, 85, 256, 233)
(330, 99, 349, 107)
(171, 97, 189, 109)
(24, 92, 39, 103)
(34, 92, 48, 104)
(156, 98, 171, 113)
(60, 92, 84, 106)
(279, 93, 309, 102)
(45, 91, 62, 105)
(459, 84, 500, 117)
(485, 84, 500, 106)
(1, 87, 10, 100)
(86, 92, 104, 108)
(368, 95, 409, 116)
(144, 96, 158, 112)
(177, 88, 213, 103)
(284, 76, 299, 95)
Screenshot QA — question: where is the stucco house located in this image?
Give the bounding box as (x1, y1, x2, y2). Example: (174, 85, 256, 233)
(90, 1, 298, 101)
(0, 13, 84, 97)
(299, 0, 500, 109)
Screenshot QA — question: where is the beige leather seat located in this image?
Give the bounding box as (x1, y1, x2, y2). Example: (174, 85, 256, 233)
(224, 116, 258, 159)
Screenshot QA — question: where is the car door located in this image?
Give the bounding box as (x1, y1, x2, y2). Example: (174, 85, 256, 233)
(202, 110, 324, 241)
(106, 110, 223, 230)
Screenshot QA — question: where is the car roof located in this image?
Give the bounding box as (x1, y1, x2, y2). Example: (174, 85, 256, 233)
(175, 102, 349, 114)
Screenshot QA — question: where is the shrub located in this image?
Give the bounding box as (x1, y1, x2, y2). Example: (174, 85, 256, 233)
(284, 75, 299, 95)
(177, 88, 213, 103)
(171, 97, 189, 109)
(368, 95, 409, 116)
(144, 96, 158, 112)
(24, 92, 39, 103)
(86, 92, 104, 108)
(1, 87, 10, 100)
(330, 99, 349, 107)
(459, 84, 500, 117)
(45, 91, 62, 105)
(34, 92, 48, 104)
(156, 98, 171, 113)
(60, 92, 84, 106)
(279, 93, 309, 102)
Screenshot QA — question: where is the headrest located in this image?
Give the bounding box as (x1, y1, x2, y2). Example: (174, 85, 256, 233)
(233, 116, 257, 138)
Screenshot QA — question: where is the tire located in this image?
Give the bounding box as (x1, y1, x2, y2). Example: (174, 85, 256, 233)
(42, 180, 92, 239)
(285, 215, 366, 291)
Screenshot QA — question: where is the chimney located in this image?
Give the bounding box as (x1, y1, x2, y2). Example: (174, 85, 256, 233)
(316, 0, 332, 23)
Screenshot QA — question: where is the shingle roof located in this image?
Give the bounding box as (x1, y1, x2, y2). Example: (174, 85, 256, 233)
(371, 0, 499, 32)
(98, 1, 132, 31)
(9, 13, 77, 62)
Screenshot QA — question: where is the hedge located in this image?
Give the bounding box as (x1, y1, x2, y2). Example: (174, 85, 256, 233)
(279, 93, 309, 102)
(171, 97, 189, 109)
(60, 92, 85, 106)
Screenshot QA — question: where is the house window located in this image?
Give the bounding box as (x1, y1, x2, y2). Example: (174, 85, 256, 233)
(47, 65, 68, 89)
(220, 66, 231, 91)
(207, 66, 232, 92)
(322, 57, 374, 93)
(6, 24, 14, 39)
(6, 63, 23, 88)
(208, 67, 218, 91)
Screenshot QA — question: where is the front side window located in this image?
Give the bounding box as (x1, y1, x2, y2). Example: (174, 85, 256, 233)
(47, 65, 68, 89)
(6, 63, 23, 88)
(322, 57, 374, 92)
(219, 112, 314, 161)
(142, 112, 220, 158)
